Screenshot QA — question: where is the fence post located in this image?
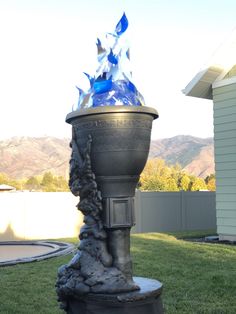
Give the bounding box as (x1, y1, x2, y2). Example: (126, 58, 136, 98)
(180, 190, 186, 231)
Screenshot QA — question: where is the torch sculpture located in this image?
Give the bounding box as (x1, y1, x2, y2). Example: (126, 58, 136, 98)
(56, 13, 164, 314)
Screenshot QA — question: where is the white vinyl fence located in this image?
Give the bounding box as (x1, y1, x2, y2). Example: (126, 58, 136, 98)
(0, 192, 82, 241)
(0, 191, 216, 241)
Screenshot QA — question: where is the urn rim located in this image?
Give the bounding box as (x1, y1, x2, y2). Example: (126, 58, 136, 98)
(66, 106, 159, 124)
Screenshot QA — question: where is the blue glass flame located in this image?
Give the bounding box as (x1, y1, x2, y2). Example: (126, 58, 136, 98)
(74, 13, 145, 110)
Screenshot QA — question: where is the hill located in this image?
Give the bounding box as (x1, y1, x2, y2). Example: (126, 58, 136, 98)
(0, 137, 71, 179)
(149, 135, 214, 178)
(0, 135, 214, 179)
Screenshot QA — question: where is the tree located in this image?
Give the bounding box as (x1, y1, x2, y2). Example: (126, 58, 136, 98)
(40, 172, 70, 192)
(0, 171, 70, 192)
(41, 172, 56, 191)
(140, 159, 170, 191)
(0, 172, 9, 184)
(166, 177, 178, 191)
(53, 176, 69, 192)
(41, 172, 54, 186)
(189, 177, 207, 191)
(205, 174, 216, 191)
(171, 163, 182, 183)
(140, 159, 182, 191)
(25, 176, 41, 191)
(178, 174, 191, 191)
(139, 158, 210, 192)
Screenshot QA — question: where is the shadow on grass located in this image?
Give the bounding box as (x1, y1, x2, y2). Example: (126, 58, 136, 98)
(164, 229, 217, 239)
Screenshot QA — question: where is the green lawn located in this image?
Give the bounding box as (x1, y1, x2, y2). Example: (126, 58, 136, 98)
(1, 231, 236, 313)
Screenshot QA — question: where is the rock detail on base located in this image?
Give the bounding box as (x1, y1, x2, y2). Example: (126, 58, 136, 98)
(56, 133, 139, 311)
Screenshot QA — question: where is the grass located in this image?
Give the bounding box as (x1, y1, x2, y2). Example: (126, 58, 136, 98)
(1, 231, 236, 313)
(131, 232, 236, 314)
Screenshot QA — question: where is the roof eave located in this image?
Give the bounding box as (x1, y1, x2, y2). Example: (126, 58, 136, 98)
(182, 66, 224, 100)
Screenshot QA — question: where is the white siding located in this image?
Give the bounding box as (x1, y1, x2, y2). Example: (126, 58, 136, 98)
(213, 82, 236, 239)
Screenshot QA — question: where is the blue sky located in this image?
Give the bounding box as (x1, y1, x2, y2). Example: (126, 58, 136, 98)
(1, 0, 236, 140)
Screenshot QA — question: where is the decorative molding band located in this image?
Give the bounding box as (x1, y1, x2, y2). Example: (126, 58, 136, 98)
(72, 118, 153, 130)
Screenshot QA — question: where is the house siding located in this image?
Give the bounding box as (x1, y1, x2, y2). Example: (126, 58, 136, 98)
(213, 81, 236, 240)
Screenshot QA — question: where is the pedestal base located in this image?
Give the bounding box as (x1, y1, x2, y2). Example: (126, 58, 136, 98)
(66, 277, 164, 314)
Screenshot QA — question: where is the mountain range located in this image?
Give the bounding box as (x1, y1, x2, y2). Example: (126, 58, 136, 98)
(0, 135, 214, 179)
(149, 135, 214, 178)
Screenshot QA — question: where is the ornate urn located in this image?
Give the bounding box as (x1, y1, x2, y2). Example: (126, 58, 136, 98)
(56, 13, 164, 314)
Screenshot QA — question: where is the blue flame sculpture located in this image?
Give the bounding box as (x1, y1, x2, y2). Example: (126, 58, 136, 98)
(74, 13, 145, 110)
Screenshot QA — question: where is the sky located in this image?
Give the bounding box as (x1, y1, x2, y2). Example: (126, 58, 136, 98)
(0, 0, 236, 141)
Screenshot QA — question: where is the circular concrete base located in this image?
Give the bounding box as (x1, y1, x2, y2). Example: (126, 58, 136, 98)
(0, 241, 75, 266)
(66, 277, 164, 314)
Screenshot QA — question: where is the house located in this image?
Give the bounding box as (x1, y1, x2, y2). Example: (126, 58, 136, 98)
(183, 29, 236, 241)
(0, 184, 16, 192)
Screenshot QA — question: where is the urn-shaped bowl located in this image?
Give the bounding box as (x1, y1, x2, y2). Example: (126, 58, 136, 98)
(66, 106, 158, 198)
